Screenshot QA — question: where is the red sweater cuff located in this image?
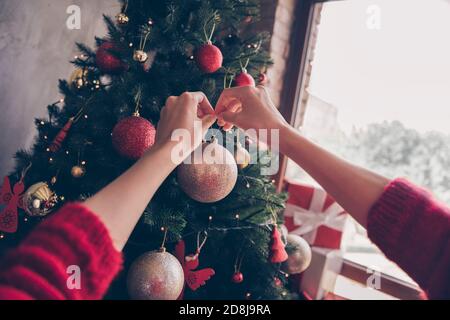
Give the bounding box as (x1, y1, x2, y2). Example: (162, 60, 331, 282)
(367, 178, 421, 258)
(0, 203, 123, 300)
(368, 178, 450, 299)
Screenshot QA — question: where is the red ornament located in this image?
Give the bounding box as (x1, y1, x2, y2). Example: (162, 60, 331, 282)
(195, 43, 223, 74)
(269, 226, 288, 263)
(112, 114, 156, 160)
(234, 70, 256, 87)
(96, 42, 127, 74)
(232, 272, 244, 284)
(49, 118, 74, 153)
(175, 240, 215, 299)
(258, 73, 269, 85)
(0, 176, 25, 234)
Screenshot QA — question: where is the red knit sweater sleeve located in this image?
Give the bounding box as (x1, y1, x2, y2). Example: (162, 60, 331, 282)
(0, 203, 123, 300)
(368, 178, 450, 300)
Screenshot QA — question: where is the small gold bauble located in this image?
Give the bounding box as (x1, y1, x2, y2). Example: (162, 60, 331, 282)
(116, 13, 130, 25)
(234, 144, 251, 170)
(23, 182, 58, 217)
(127, 249, 184, 300)
(71, 166, 86, 178)
(69, 68, 89, 89)
(133, 50, 149, 63)
(282, 234, 312, 275)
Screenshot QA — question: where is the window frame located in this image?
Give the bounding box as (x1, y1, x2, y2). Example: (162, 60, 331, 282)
(276, 0, 424, 299)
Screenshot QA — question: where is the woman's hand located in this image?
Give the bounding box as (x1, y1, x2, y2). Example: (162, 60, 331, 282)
(85, 92, 216, 250)
(155, 92, 216, 159)
(215, 86, 289, 134)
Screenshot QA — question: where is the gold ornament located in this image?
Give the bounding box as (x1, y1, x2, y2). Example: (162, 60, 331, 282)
(23, 182, 58, 217)
(69, 68, 89, 89)
(71, 166, 86, 178)
(133, 50, 149, 63)
(234, 143, 251, 170)
(116, 13, 129, 25)
(177, 139, 238, 203)
(282, 234, 312, 275)
(127, 248, 184, 300)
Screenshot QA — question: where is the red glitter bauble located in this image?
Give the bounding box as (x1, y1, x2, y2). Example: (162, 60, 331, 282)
(112, 115, 156, 160)
(195, 43, 223, 73)
(96, 42, 127, 74)
(232, 272, 244, 284)
(234, 71, 256, 87)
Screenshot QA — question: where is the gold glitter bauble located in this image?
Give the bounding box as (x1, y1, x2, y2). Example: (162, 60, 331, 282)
(127, 249, 184, 300)
(177, 139, 238, 203)
(133, 50, 148, 63)
(23, 182, 58, 217)
(69, 68, 89, 89)
(71, 166, 86, 178)
(116, 13, 129, 25)
(234, 143, 251, 170)
(282, 234, 312, 275)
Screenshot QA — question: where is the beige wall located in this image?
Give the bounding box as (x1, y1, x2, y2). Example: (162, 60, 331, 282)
(0, 0, 116, 176)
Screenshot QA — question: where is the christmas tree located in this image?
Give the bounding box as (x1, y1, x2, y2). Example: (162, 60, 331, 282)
(0, 0, 295, 300)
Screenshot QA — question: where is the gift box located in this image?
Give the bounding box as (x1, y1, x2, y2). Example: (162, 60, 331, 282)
(300, 247, 344, 300)
(284, 180, 348, 250)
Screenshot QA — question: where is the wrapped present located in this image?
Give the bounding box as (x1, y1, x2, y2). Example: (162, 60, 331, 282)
(284, 180, 348, 249)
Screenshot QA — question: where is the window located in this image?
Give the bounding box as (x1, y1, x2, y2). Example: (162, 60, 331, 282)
(285, 0, 450, 299)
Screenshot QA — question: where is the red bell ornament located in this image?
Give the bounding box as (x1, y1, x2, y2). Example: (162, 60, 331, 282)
(269, 226, 288, 264)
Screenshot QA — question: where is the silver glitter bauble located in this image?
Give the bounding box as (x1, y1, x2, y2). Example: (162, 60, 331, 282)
(282, 234, 312, 274)
(127, 249, 184, 300)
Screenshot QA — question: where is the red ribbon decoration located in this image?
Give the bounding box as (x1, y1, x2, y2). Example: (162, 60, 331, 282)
(49, 117, 75, 153)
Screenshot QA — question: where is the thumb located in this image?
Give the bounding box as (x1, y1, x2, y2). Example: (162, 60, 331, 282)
(218, 110, 238, 124)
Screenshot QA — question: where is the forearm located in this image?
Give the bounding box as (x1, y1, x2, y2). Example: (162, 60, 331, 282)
(85, 142, 177, 250)
(280, 126, 389, 227)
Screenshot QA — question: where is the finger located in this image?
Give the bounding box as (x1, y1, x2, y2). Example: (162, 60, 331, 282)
(223, 123, 234, 132)
(219, 110, 238, 124)
(190, 92, 215, 116)
(201, 114, 217, 132)
(215, 87, 245, 115)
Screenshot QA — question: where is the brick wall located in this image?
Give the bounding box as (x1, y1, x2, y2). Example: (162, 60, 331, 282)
(243, 0, 297, 107)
